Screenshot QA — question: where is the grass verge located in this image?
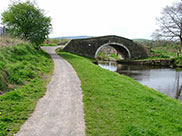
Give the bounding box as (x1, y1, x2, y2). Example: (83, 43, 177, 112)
(0, 44, 53, 136)
(57, 49, 182, 136)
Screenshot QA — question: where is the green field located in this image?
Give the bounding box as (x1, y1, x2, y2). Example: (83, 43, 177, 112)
(57, 49, 182, 136)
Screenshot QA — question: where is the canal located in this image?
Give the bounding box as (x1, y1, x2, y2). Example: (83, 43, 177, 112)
(98, 61, 182, 101)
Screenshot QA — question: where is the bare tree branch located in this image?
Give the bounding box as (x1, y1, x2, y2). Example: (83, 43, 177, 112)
(152, 1, 182, 52)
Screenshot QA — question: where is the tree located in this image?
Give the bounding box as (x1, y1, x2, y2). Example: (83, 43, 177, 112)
(152, 1, 182, 53)
(1, 1, 52, 47)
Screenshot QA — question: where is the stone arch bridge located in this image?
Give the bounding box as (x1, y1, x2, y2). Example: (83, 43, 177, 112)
(63, 35, 150, 59)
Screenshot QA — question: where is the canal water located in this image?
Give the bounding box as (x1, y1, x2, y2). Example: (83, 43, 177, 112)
(98, 61, 182, 101)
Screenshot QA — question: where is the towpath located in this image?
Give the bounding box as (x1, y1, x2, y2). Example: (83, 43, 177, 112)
(15, 46, 85, 136)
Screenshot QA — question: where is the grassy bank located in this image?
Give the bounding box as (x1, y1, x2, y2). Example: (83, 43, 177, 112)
(57, 49, 182, 136)
(0, 35, 29, 48)
(137, 49, 182, 67)
(0, 43, 53, 136)
(136, 40, 182, 66)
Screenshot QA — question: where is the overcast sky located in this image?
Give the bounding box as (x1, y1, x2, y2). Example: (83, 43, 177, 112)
(0, 0, 179, 39)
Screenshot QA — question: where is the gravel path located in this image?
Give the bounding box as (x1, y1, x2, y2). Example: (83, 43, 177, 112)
(15, 46, 86, 136)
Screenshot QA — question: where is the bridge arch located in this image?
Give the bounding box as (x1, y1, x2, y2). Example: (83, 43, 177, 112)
(95, 42, 131, 59)
(63, 35, 150, 59)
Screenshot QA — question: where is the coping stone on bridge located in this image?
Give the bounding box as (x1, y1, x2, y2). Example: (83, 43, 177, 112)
(63, 35, 150, 59)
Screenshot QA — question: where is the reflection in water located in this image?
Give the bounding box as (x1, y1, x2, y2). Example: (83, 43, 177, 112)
(98, 61, 117, 72)
(98, 61, 182, 101)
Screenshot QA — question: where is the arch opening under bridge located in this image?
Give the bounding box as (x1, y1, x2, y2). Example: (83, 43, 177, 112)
(95, 42, 131, 59)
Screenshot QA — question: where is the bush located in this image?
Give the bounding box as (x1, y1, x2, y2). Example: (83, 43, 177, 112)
(1, 1, 52, 46)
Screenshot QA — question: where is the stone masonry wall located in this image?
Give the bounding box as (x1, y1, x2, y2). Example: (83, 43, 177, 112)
(63, 35, 150, 59)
